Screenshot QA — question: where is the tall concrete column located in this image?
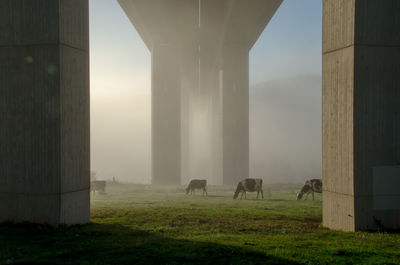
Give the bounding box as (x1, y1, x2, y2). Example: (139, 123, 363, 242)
(323, 0, 400, 231)
(180, 45, 199, 185)
(221, 45, 250, 186)
(118, 0, 281, 186)
(0, 0, 90, 225)
(181, 43, 223, 185)
(198, 44, 223, 184)
(151, 43, 181, 185)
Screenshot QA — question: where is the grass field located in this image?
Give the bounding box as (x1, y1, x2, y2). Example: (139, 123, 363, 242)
(1, 183, 400, 265)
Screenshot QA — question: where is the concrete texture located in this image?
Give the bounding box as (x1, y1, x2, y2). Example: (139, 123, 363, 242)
(322, 190, 355, 231)
(0, 0, 90, 226)
(118, 0, 282, 185)
(221, 45, 250, 186)
(151, 44, 181, 185)
(372, 167, 400, 229)
(179, 46, 200, 185)
(322, 0, 400, 231)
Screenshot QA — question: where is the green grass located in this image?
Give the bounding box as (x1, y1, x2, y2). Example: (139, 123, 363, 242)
(1, 184, 400, 264)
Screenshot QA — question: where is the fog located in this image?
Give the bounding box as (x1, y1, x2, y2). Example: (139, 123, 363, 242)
(250, 75, 322, 184)
(89, 0, 322, 185)
(90, 86, 151, 184)
(91, 74, 321, 185)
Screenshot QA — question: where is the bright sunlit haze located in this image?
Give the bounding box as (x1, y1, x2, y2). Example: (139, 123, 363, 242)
(89, 0, 322, 184)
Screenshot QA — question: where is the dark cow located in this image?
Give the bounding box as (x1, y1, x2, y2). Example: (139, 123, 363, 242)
(186, 179, 207, 196)
(296, 179, 322, 200)
(233, 178, 263, 199)
(91, 180, 106, 195)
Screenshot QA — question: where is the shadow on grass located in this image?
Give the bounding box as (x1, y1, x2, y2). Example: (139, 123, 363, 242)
(0, 223, 300, 265)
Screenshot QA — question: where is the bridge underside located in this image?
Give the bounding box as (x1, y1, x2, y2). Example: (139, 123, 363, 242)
(118, 0, 283, 186)
(0, 0, 399, 231)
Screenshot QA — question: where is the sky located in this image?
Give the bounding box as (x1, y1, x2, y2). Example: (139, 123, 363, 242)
(89, 0, 322, 184)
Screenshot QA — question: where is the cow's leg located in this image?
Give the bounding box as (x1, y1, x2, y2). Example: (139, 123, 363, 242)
(261, 189, 264, 199)
(312, 191, 314, 200)
(305, 193, 308, 200)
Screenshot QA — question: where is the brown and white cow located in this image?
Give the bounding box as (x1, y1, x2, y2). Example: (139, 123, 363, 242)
(186, 179, 207, 196)
(233, 178, 263, 199)
(91, 180, 106, 195)
(296, 179, 322, 200)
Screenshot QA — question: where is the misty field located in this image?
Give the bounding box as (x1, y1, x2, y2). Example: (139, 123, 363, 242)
(1, 184, 400, 265)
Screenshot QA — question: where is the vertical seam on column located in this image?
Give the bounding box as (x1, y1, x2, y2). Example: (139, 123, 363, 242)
(198, 0, 201, 28)
(87, 0, 91, 213)
(150, 44, 155, 184)
(352, 1, 357, 230)
(58, 0, 62, 225)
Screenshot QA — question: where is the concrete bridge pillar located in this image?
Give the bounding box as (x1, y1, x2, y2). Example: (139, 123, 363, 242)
(180, 45, 200, 185)
(0, 0, 90, 226)
(118, 0, 281, 186)
(322, 0, 400, 231)
(151, 43, 181, 185)
(221, 45, 250, 186)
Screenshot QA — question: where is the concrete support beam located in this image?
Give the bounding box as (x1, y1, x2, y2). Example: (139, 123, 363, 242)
(180, 45, 199, 185)
(0, 0, 90, 226)
(181, 44, 222, 184)
(151, 44, 181, 185)
(119, 0, 199, 185)
(222, 45, 250, 186)
(322, 0, 400, 231)
(119, 0, 281, 186)
(198, 44, 223, 184)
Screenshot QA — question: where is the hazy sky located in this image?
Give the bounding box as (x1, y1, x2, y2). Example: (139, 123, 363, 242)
(89, 0, 322, 183)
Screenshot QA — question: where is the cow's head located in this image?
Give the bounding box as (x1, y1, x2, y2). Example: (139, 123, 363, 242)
(296, 192, 303, 200)
(185, 187, 190, 194)
(233, 182, 243, 199)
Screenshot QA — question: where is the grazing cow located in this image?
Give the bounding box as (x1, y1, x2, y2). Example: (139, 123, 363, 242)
(296, 179, 322, 200)
(186, 179, 207, 196)
(91, 180, 106, 195)
(233, 178, 263, 199)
